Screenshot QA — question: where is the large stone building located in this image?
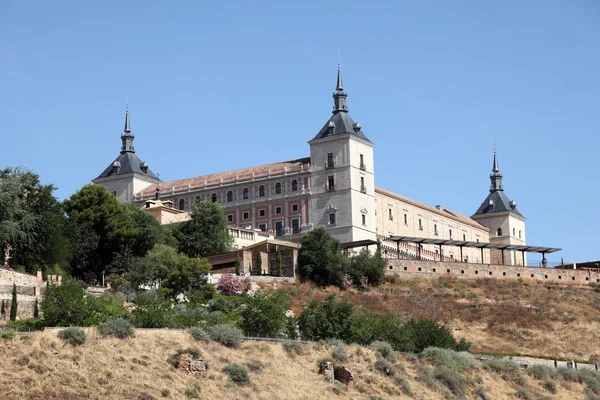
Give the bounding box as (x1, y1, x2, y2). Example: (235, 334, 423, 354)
(93, 65, 527, 265)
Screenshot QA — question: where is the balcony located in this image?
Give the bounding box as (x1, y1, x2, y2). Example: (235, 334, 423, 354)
(326, 183, 336, 192)
(360, 185, 367, 194)
(359, 162, 366, 171)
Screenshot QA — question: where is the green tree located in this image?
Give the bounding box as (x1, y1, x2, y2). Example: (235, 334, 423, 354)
(33, 298, 39, 318)
(132, 290, 174, 328)
(348, 244, 386, 288)
(41, 277, 91, 326)
(298, 294, 354, 341)
(64, 184, 136, 282)
(276, 248, 283, 277)
(234, 253, 241, 276)
(297, 227, 348, 287)
(125, 244, 180, 289)
(256, 251, 262, 275)
(10, 284, 17, 321)
(241, 289, 291, 337)
(1, 299, 5, 319)
(121, 203, 175, 257)
(162, 255, 212, 300)
(174, 201, 232, 258)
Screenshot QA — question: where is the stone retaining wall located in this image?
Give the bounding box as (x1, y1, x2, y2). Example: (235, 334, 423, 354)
(0, 269, 47, 320)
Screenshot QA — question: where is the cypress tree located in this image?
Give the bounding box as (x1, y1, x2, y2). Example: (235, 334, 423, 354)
(33, 298, 39, 318)
(256, 251, 262, 275)
(276, 248, 283, 277)
(235, 253, 241, 276)
(10, 284, 17, 321)
(1, 299, 5, 319)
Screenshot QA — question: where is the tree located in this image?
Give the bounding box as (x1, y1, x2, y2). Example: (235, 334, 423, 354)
(33, 298, 39, 318)
(174, 201, 232, 258)
(256, 251, 262, 275)
(276, 248, 283, 277)
(10, 283, 17, 321)
(241, 289, 291, 337)
(125, 244, 179, 289)
(162, 255, 212, 300)
(297, 227, 348, 287)
(234, 253, 241, 276)
(131, 290, 173, 328)
(64, 184, 136, 282)
(298, 294, 354, 341)
(348, 243, 386, 288)
(121, 203, 175, 257)
(41, 277, 91, 326)
(1, 299, 5, 319)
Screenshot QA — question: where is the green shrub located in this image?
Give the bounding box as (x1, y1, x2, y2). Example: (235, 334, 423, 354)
(395, 375, 413, 396)
(476, 386, 490, 400)
(283, 342, 303, 357)
(188, 327, 210, 342)
(375, 359, 396, 376)
(5, 317, 45, 331)
(160, 389, 170, 398)
(543, 378, 557, 394)
(1, 330, 15, 340)
(434, 365, 469, 397)
(246, 359, 264, 373)
(585, 387, 600, 400)
(331, 344, 349, 363)
(223, 363, 250, 385)
(516, 387, 533, 400)
(131, 290, 173, 328)
(485, 359, 524, 384)
(526, 364, 556, 380)
(184, 388, 199, 398)
(58, 327, 87, 346)
(209, 324, 243, 348)
(97, 318, 134, 339)
(370, 341, 396, 362)
(415, 362, 437, 388)
(422, 347, 477, 372)
(556, 366, 580, 382)
(579, 369, 600, 394)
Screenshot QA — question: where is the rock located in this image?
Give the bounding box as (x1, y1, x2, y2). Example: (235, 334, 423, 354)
(319, 361, 334, 382)
(178, 353, 207, 374)
(49, 347, 59, 355)
(334, 366, 354, 385)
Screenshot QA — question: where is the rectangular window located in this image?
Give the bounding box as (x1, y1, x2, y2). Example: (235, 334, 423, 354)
(360, 154, 365, 170)
(275, 206, 282, 215)
(227, 214, 233, 222)
(329, 213, 336, 225)
(449, 229, 453, 239)
(258, 223, 267, 232)
(434, 224, 438, 236)
(362, 214, 366, 225)
(292, 218, 300, 234)
(360, 177, 366, 193)
(243, 212, 249, 220)
(463, 234, 466, 241)
(292, 204, 298, 212)
(418, 218, 423, 231)
(327, 176, 335, 191)
(275, 221, 283, 236)
(327, 153, 334, 168)
(388, 208, 393, 221)
(404, 214, 408, 225)
(259, 209, 265, 217)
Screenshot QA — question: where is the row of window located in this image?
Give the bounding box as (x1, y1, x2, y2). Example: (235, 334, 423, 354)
(387, 209, 485, 242)
(227, 203, 301, 222)
(496, 228, 523, 239)
(254, 219, 301, 236)
(326, 152, 367, 170)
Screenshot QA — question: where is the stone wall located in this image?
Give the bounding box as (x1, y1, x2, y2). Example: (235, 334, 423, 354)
(0, 269, 47, 320)
(385, 259, 600, 284)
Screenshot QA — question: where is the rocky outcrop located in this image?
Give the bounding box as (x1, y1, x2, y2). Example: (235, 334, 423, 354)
(334, 366, 354, 384)
(178, 353, 207, 374)
(319, 361, 334, 381)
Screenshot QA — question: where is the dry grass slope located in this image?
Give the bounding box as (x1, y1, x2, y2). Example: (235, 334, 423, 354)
(0, 330, 594, 400)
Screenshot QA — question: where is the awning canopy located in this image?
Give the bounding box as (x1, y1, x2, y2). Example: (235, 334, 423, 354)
(386, 236, 561, 254)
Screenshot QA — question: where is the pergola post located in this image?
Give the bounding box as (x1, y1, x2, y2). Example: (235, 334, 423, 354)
(460, 246, 463, 263)
(501, 249, 505, 265)
(439, 244, 442, 261)
(522, 251, 525, 266)
(396, 241, 400, 259)
(480, 247, 484, 264)
(418, 244, 422, 259)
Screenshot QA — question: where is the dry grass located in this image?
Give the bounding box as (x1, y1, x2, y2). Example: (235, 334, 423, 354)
(0, 330, 593, 400)
(285, 277, 600, 361)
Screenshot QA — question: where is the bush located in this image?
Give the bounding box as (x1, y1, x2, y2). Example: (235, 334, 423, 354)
(58, 327, 87, 346)
(188, 327, 210, 342)
(283, 342, 303, 357)
(579, 369, 600, 394)
(223, 363, 250, 385)
(209, 324, 243, 348)
(543, 378, 557, 394)
(375, 360, 397, 376)
(331, 344, 349, 363)
(476, 386, 490, 400)
(131, 290, 173, 328)
(216, 275, 250, 296)
(370, 341, 396, 362)
(485, 359, 524, 384)
(421, 347, 477, 372)
(526, 364, 556, 380)
(1, 330, 15, 340)
(240, 289, 291, 337)
(5, 317, 45, 331)
(97, 318, 134, 339)
(516, 387, 533, 400)
(556, 366, 580, 382)
(246, 359, 264, 373)
(434, 365, 470, 397)
(395, 375, 413, 396)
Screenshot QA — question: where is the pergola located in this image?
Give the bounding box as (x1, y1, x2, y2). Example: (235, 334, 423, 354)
(385, 236, 561, 265)
(340, 239, 379, 256)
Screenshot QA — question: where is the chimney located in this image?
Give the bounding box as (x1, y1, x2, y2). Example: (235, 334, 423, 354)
(36, 270, 43, 282)
(435, 205, 442, 210)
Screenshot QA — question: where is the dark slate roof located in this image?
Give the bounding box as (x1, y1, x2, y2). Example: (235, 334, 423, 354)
(312, 111, 371, 142)
(473, 190, 522, 217)
(95, 151, 157, 180)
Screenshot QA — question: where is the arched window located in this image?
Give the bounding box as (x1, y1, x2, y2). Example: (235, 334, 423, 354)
(211, 193, 217, 203)
(259, 185, 265, 197)
(497, 228, 502, 237)
(227, 191, 233, 202)
(179, 199, 185, 210)
(275, 182, 282, 194)
(242, 188, 249, 200)
(291, 180, 298, 192)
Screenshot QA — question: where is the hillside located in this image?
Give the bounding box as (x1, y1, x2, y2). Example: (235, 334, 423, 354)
(0, 330, 596, 400)
(278, 277, 600, 362)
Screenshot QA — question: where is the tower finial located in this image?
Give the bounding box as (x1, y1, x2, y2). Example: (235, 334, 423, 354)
(489, 143, 503, 192)
(336, 49, 343, 91)
(124, 95, 131, 133)
(120, 96, 135, 153)
(332, 51, 348, 113)
(492, 143, 499, 173)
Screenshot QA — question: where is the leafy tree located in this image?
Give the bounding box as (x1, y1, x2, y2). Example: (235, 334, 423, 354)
(10, 284, 17, 321)
(174, 201, 232, 258)
(121, 203, 175, 256)
(234, 253, 241, 276)
(297, 227, 348, 287)
(64, 184, 136, 282)
(255, 251, 262, 275)
(125, 244, 179, 289)
(276, 248, 282, 277)
(33, 298, 39, 318)
(84, 292, 128, 326)
(298, 294, 354, 341)
(41, 277, 91, 326)
(131, 290, 173, 328)
(348, 244, 386, 288)
(1, 299, 5, 319)
(162, 255, 212, 300)
(402, 318, 458, 353)
(241, 289, 291, 337)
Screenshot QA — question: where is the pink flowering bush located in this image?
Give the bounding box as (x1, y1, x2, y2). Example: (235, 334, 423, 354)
(216, 275, 251, 296)
(341, 274, 353, 290)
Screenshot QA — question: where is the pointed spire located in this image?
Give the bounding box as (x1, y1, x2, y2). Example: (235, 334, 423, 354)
(124, 97, 131, 133)
(332, 52, 348, 114)
(120, 98, 135, 153)
(489, 145, 503, 192)
(492, 145, 499, 173)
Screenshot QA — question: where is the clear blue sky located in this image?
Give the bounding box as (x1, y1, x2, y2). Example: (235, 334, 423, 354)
(1, 1, 598, 263)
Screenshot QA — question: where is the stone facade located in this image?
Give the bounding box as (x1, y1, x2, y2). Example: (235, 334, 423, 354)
(0, 269, 51, 320)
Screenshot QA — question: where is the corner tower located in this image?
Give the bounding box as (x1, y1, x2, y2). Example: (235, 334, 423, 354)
(308, 61, 376, 243)
(471, 148, 527, 265)
(92, 104, 158, 202)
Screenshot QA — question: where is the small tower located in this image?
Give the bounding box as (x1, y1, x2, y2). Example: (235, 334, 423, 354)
(92, 103, 158, 202)
(308, 59, 376, 243)
(471, 147, 526, 265)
